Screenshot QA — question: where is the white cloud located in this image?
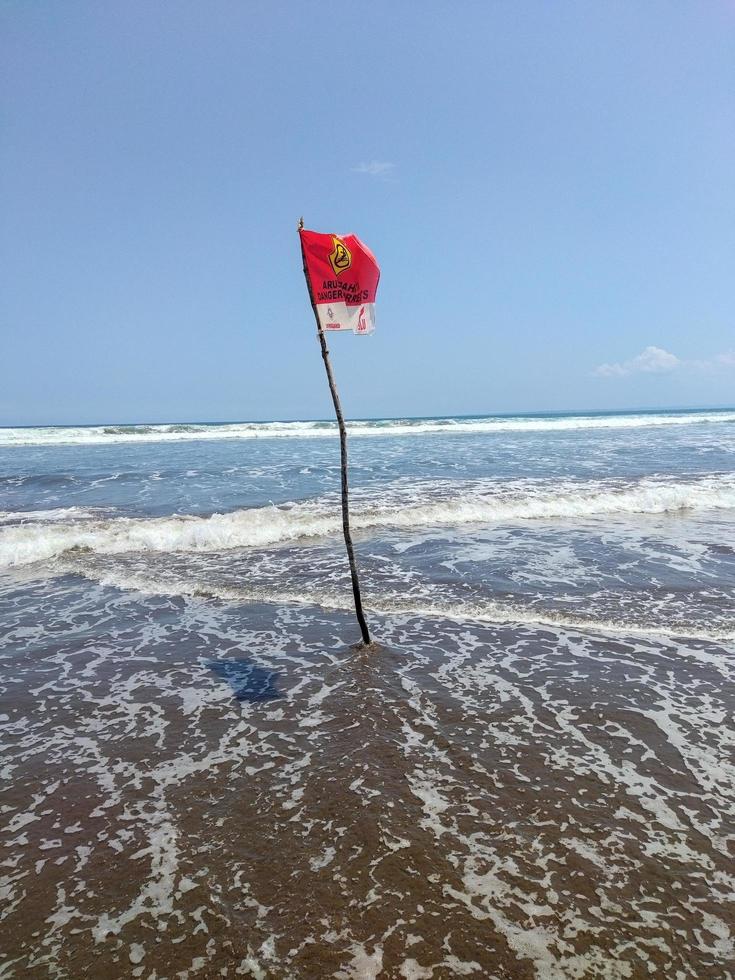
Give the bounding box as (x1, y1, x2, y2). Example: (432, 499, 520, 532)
(715, 350, 735, 367)
(594, 346, 680, 377)
(594, 345, 735, 378)
(351, 160, 395, 178)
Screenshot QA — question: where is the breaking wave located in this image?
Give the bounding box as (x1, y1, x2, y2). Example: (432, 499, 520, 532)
(1, 409, 734, 447)
(2, 473, 734, 569)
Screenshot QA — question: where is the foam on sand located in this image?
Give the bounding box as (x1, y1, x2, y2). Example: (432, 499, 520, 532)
(2, 559, 734, 977)
(63, 566, 735, 644)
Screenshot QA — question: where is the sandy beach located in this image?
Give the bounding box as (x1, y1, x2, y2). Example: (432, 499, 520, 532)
(2, 591, 734, 978)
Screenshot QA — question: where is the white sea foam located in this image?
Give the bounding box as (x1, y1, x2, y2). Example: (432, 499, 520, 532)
(62, 567, 735, 643)
(1, 410, 734, 447)
(2, 474, 734, 569)
(0, 507, 103, 525)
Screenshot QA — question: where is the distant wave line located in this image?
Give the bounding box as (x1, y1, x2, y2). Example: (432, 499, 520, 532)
(1, 410, 734, 447)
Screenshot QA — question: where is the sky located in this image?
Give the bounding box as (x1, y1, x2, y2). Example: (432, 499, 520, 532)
(1, 1, 734, 425)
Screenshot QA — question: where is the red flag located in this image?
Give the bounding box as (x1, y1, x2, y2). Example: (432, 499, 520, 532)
(299, 228, 380, 335)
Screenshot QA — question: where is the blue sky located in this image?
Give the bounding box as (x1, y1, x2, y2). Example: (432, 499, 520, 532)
(2, 1, 733, 424)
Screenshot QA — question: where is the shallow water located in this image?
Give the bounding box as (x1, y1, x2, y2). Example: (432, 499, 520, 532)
(1, 409, 734, 977)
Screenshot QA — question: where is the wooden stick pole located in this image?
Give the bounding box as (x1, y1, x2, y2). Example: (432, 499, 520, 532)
(298, 219, 371, 647)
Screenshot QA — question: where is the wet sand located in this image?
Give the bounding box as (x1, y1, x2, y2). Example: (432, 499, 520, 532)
(1, 583, 734, 978)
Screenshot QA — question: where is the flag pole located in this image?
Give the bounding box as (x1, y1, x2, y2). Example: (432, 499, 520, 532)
(298, 217, 372, 647)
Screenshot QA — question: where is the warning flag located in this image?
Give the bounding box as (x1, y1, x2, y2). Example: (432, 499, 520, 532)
(299, 228, 380, 335)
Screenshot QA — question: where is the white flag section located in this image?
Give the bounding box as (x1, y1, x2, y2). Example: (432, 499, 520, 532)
(317, 301, 376, 335)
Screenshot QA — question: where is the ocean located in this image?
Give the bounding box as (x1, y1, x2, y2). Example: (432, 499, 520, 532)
(1, 408, 734, 978)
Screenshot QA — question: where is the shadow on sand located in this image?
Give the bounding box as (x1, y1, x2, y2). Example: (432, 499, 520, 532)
(205, 657, 281, 703)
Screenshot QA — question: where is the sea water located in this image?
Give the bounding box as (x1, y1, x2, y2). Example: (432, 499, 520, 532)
(1, 408, 734, 977)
